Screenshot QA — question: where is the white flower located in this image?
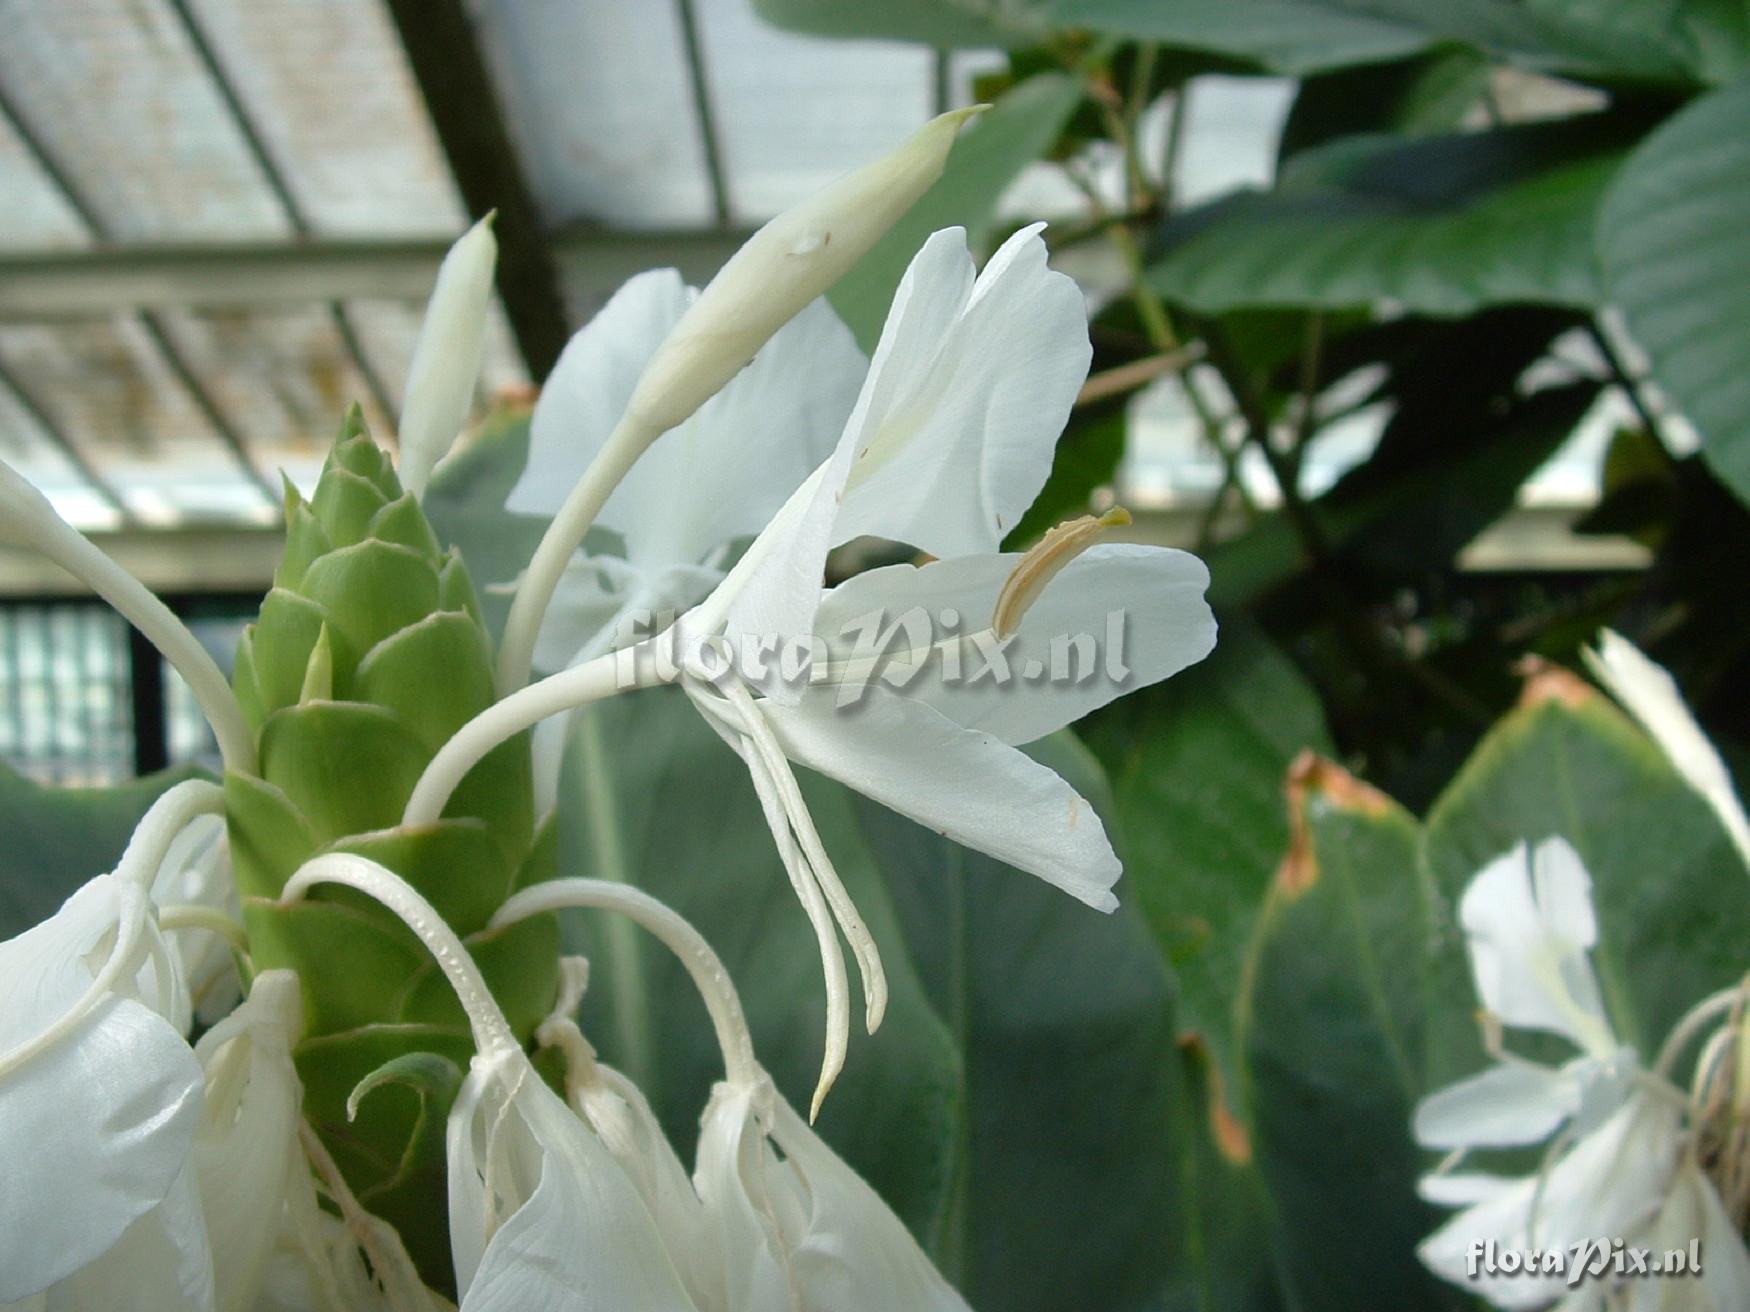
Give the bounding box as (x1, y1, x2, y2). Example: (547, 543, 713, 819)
(399, 214, 499, 498)
(505, 274, 864, 676)
(1415, 838, 1750, 1311)
(149, 814, 241, 1023)
(0, 851, 203, 1301)
(1585, 630, 1750, 871)
(657, 223, 1213, 1106)
(695, 1076, 970, 1312)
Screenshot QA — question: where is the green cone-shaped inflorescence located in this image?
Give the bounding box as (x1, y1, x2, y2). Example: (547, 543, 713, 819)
(226, 410, 557, 1290)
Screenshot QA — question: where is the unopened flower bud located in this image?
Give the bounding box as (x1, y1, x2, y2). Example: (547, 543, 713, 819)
(398, 213, 498, 497)
(625, 106, 986, 435)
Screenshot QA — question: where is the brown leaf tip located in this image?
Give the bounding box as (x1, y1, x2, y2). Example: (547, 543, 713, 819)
(1514, 655, 1598, 710)
(1275, 751, 1390, 895)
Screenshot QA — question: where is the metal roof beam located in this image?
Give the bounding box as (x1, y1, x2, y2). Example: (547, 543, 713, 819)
(383, 0, 572, 380)
(0, 229, 754, 318)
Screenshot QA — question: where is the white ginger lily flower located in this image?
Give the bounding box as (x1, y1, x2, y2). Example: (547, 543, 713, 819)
(1585, 630, 1750, 871)
(281, 856, 701, 1312)
(1415, 837, 1750, 1311)
(0, 781, 221, 1303)
(666, 224, 1214, 1108)
(492, 877, 968, 1312)
(150, 813, 242, 1024)
(695, 1077, 971, 1312)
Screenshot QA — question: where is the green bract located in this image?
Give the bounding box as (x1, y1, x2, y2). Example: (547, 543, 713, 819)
(226, 411, 557, 1290)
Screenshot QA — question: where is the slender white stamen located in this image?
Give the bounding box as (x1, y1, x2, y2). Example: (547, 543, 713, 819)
(718, 677, 888, 1034)
(1, 460, 256, 773)
(690, 683, 848, 1118)
(405, 643, 656, 827)
(0, 880, 149, 1076)
(498, 414, 662, 695)
(493, 878, 760, 1089)
(280, 853, 518, 1058)
(114, 780, 226, 889)
(157, 903, 250, 954)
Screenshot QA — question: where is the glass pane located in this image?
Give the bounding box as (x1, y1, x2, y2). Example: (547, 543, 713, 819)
(0, 113, 89, 251)
(0, 0, 288, 241)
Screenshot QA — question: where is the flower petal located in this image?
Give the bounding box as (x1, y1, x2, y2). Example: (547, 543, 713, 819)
(1586, 629, 1750, 869)
(815, 543, 1215, 744)
(1413, 1060, 1580, 1150)
(834, 225, 1089, 558)
(508, 270, 692, 520)
(38, 1159, 215, 1311)
(761, 686, 1121, 910)
(1457, 839, 1614, 1054)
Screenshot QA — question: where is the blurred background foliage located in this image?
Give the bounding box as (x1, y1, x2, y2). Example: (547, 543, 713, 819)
(4, 1, 1748, 1308)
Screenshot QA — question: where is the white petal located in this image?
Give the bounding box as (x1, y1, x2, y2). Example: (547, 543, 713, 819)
(1413, 1060, 1581, 1150)
(40, 1159, 215, 1311)
(509, 270, 693, 518)
(695, 1080, 970, 1312)
(0, 878, 204, 1301)
(1418, 1090, 1682, 1308)
(834, 225, 1090, 558)
(1417, 1171, 1519, 1207)
(608, 297, 863, 570)
(192, 972, 303, 1312)
(449, 1059, 699, 1311)
(1586, 630, 1750, 869)
(1458, 840, 1614, 1054)
(762, 686, 1121, 910)
(815, 543, 1215, 744)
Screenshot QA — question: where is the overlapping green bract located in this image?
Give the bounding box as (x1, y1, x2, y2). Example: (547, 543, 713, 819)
(226, 412, 557, 1290)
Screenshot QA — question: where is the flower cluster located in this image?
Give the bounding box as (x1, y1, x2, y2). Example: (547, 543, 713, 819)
(1415, 638, 1750, 1312)
(0, 110, 1215, 1309)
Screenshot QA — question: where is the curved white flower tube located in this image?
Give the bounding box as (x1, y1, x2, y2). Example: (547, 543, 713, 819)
(0, 460, 256, 774)
(280, 855, 701, 1310)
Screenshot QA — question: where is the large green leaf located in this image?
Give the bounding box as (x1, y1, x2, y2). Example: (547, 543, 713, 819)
(1277, 49, 1491, 162)
(1057, 0, 1704, 83)
(1238, 756, 1462, 1312)
(856, 733, 1188, 1311)
(1082, 624, 1332, 1107)
(828, 73, 1085, 349)
(1421, 676, 1750, 1076)
(0, 759, 208, 935)
(753, 0, 1048, 47)
(1598, 81, 1750, 507)
(1150, 116, 1632, 315)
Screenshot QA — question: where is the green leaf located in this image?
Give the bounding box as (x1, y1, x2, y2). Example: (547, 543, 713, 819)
(368, 491, 444, 559)
(0, 760, 209, 935)
(354, 612, 495, 754)
(554, 692, 961, 1246)
(856, 733, 1189, 1311)
(310, 466, 388, 550)
(1597, 81, 1750, 506)
(1054, 0, 1431, 76)
(1237, 757, 1460, 1312)
(828, 74, 1085, 349)
(247, 588, 333, 717)
(224, 770, 318, 900)
(242, 896, 426, 1034)
(1003, 407, 1127, 546)
(1056, 0, 1702, 83)
(1421, 678, 1750, 1073)
(1278, 49, 1491, 162)
(1150, 116, 1633, 315)
(329, 821, 510, 936)
(752, 0, 1045, 48)
(398, 912, 560, 1040)
(1082, 623, 1334, 1119)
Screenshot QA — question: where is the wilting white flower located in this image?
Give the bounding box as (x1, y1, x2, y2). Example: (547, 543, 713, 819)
(1415, 837, 1750, 1311)
(399, 214, 499, 498)
(695, 1075, 971, 1312)
(1585, 629, 1750, 870)
(0, 864, 202, 1302)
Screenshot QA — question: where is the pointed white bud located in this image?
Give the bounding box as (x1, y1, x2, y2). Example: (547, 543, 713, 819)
(398, 212, 498, 497)
(625, 106, 985, 435)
